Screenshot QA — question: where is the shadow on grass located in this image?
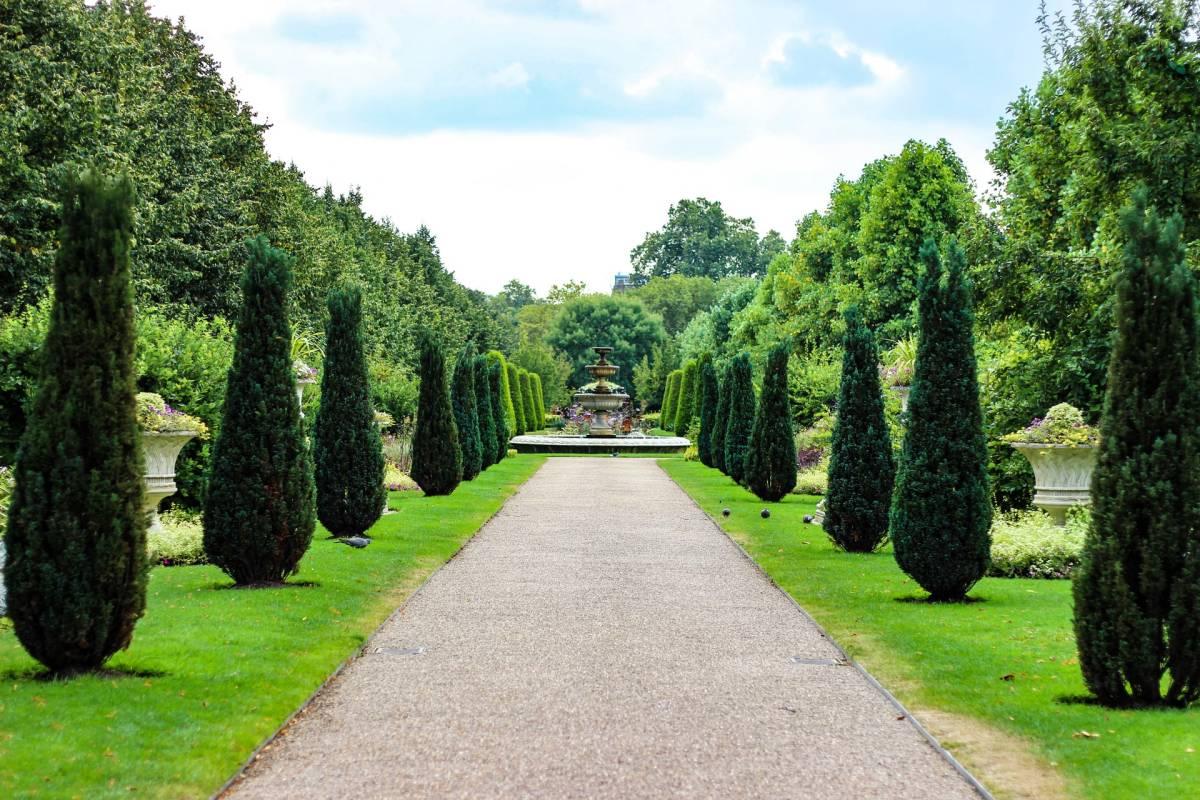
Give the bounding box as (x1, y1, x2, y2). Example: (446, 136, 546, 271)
(208, 579, 321, 591)
(1055, 693, 1196, 711)
(1, 665, 168, 682)
(894, 594, 989, 605)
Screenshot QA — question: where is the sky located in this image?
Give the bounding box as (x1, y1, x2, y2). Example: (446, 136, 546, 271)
(146, 0, 1067, 296)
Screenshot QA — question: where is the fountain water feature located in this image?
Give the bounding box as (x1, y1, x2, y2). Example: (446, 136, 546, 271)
(573, 347, 629, 437)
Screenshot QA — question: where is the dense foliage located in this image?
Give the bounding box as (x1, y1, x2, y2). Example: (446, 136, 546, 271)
(744, 343, 796, 501)
(545, 295, 666, 397)
(507, 363, 527, 435)
(5, 170, 146, 674)
(203, 237, 315, 585)
(697, 359, 719, 467)
(485, 360, 510, 460)
(673, 359, 699, 434)
(723, 353, 756, 485)
(473, 355, 498, 469)
(314, 287, 385, 538)
(630, 198, 784, 280)
(1073, 190, 1200, 707)
(451, 343, 483, 482)
(486, 351, 517, 438)
(412, 333, 463, 496)
(661, 370, 681, 432)
(711, 363, 732, 474)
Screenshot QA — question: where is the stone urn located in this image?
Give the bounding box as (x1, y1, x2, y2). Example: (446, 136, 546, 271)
(295, 377, 316, 419)
(1010, 443, 1097, 526)
(141, 431, 198, 532)
(891, 385, 911, 413)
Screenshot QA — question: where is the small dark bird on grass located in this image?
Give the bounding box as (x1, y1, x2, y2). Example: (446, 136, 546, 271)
(721, 508, 731, 517)
(760, 509, 771, 519)
(338, 536, 371, 549)
(803, 515, 814, 524)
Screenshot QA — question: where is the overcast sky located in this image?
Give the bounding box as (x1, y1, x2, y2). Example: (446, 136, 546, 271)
(146, 0, 1065, 296)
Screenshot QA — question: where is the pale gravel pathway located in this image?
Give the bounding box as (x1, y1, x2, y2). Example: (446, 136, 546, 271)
(225, 458, 981, 799)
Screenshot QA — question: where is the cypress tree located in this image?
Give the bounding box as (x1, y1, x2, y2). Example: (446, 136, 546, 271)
(473, 355, 497, 470)
(674, 359, 699, 434)
(661, 370, 681, 431)
(451, 344, 483, 481)
(507, 363, 527, 435)
(314, 287, 385, 539)
(531, 372, 546, 424)
(486, 351, 517, 438)
(712, 363, 732, 474)
(487, 361, 510, 459)
(890, 238, 991, 601)
(825, 307, 895, 552)
(518, 370, 537, 433)
(698, 359, 719, 467)
(693, 353, 713, 423)
(745, 342, 797, 501)
(411, 332, 463, 495)
(1074, 189, 1200, 707)
(204, 236, 316, 585)
(5, 170, 147, 674)
(724, 353, 756, 485)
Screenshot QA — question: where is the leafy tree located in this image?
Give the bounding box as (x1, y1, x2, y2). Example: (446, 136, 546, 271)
(674, 360, 699, 433)
(411, 332, 462, 496)
(451, 343, 483, 481)
(890, 238, 991, 600)
(631, 197, 767, 279)
(512, 343, 572, 408)
(1073, 189, 1200, 708)
(486, 360, 510, 461)
(486, 351, 517, 436)
(507, 363, 527, 435)
(712, 362, 732, 474)
(744, 343, 796, 501)
(204, 236, 315, 585)
(314, 287, 385, 538)
(632, 338, 680, 411)
(5, 170, 146, 674)
(698, 359, 720, 467)
(825, 307, 894, 552)
(629, 275, 720, 335)
(546, 295, 666, 398)
(473, 355, 498, 470)
(723, 353, 756, 484)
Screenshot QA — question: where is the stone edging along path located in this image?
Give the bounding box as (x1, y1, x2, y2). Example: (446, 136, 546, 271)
(223, 458, 988, 799)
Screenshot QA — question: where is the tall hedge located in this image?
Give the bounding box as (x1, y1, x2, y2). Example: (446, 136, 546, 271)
(473, 355, 498, 470)
(661, 370, 681, 431)
(825, 307, 895, 552)
(507, 362, 526, 435)
(518, 370, 537, 433)
(712, 362, 732, 474)
(531, 372, 546, 425)
(698, 359, 719, 467)
(487, 361, 510, 459)
(674, 359, 699, 434)
(486, 350, 517, 437)
(204, 236, 315, 585)
(745, 342, 796, 501)
(451, 343, 483, 481)
(724, 353, 756, 484)
(890, 238, 991, 601)
(5, 170, 147, 674)
(314, 287, 385, 539)
(411, 332, 463, 495)
(1074, 189, 1200, 707)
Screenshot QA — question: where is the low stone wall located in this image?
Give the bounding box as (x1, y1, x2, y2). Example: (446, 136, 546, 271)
(510, 434, 690, 455)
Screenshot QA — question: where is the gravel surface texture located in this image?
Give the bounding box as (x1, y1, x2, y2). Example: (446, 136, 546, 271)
(225, 458, 980, 799)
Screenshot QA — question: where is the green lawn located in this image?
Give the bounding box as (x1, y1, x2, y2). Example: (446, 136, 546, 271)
(0, 456, 545, 799)
(660, 459, 1198, 800)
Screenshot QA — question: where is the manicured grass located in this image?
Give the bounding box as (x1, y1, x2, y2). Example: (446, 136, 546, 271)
(660, 460, 1198, 800)
(0, 456, 545, 799)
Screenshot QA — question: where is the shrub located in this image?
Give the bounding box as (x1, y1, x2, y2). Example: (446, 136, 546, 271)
(794, 464, 829, 496)
(1004, 402, 1100, 445)
(486, 361, 510, 460)
(518, 370, 537, 433)
(673, 359, 699, 433)
(314, 287, 385, 539)
(661, 370, 681, 432)
(411, 332, 463, 496)
(530, 372, 546, 425)
(1074, 189, 1200, 707)
(473, 355, 498, 470)
(697, 359, 719, 467)
(0, 465, 12, 537)
(369, 358, 419, 430)
(486, 351, 517, 438)
(5, 170, 148, 673)
(724, 353, 756, 484)
(988, 509, 1086, 579)
(787, 349, 841, 428)
(382, 434, 413, 474)
(507, 363, 527, 435)
(450, 344, 483, 481)
(825, 307, 894, 552)
(711, 362, 732, 473)
(890, 237, 991, 601)
(203, 236, 316, 585)
(746, 342, 797, 501)
(148, 510, 207, 567)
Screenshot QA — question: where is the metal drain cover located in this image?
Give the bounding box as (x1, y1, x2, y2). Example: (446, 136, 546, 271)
(373, 646, 426, 656)
(790, 656, 844, 666)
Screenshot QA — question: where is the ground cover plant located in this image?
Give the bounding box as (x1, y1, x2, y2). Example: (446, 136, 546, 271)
(661, 459, 1199, 800)
(0, 456, 545, 799)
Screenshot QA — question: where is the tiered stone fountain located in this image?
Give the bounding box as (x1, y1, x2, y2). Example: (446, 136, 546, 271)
(573, 347, 628, 437)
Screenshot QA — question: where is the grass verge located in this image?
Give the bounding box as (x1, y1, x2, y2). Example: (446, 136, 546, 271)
(0, 456, 545, 799)
(659, 459, 1198, 800)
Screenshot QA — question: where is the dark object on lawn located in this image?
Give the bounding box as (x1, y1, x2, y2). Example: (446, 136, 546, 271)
(610, 451, 619, 457)
(804, 515, 814, 524)
(722, 508, 731, 517)
(338, 536, 371, 549)
(761, 508, 771, 519)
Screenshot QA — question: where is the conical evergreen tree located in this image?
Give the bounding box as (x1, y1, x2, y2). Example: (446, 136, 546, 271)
(712, 363, 732, 474)
(825, 307, 895, 552)
(531, 373, 546, 425)
(486, 351, 517, 438)
(724, 353, 756, 484)
(451, 343, 483, 481)
(890, 237, 991, 601)
(693, 353, 712, 423)
(1074, 189, 1200, 708)
(473, 355, 498, 470)
(745, 342, 797, 501)
(5, 170, 147, 674)
(518, 370, 537, 433)
(487, 361, 510, 460)
(661, 370, 681, 431)
(507, 363, 527, 435)
(674, 359, 699, 434)
(314, 287, 385, 539)
(698, 359, 719, 467)
(204, 236, 316, 585)
(411, 332, 463, 495)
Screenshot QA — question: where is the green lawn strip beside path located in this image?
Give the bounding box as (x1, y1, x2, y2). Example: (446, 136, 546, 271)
(660, 459, 1199, 800)
(0, 456, 545, 799)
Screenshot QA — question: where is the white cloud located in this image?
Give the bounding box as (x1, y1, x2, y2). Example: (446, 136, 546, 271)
(486, 62, 532, 89)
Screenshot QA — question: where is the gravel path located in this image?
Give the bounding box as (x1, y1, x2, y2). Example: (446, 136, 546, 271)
(225, 458, 981, 799)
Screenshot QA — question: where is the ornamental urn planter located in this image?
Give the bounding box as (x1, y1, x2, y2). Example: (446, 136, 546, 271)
(891, 385, 911, 412)
(141, 431, 198, 532)
(295, 377, 317, 419)
(1009, 442, 1097, 526)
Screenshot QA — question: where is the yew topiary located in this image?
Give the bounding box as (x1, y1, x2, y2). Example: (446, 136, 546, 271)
(451, 343, 483, 481)
(723, 353, 756, 484)
(411, 332, 462, 496)
(711, 362, 732, 474)
(745, 342, 796, 501)
(698, 359, 719, 467)
(473, 355, 498, 470)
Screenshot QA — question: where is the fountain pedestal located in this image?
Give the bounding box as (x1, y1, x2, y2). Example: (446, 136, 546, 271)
(573, 346, 629, 438)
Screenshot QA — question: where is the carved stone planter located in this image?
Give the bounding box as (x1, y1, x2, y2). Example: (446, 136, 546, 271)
(891, 385, 911, 412)
(141, 431, 198, 532)
(1010, 443, 1097, 526)
(295, 377, 317, 419)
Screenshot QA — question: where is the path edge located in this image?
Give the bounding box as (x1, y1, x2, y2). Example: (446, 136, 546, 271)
(655, 459, 995, 800)
(211, 458, 550, 800)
